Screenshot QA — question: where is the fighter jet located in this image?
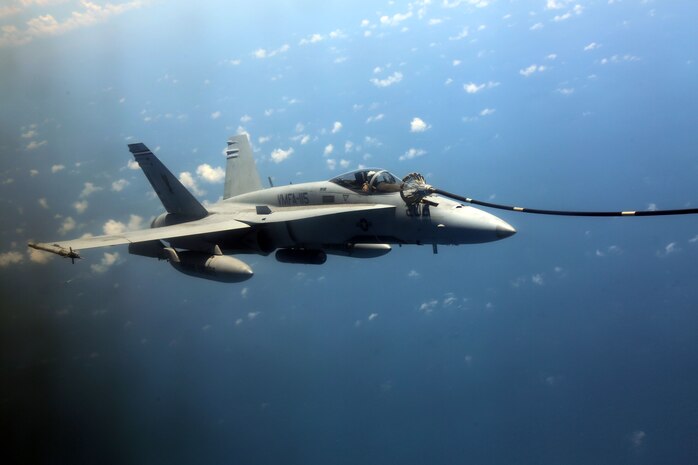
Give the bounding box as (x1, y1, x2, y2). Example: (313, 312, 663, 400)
(28, 134, 697, 283)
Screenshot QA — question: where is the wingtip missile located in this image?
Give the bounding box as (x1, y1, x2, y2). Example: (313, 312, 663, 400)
(27, 242, 82, 262)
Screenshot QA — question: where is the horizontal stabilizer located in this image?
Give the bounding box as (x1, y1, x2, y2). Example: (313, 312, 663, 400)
(129, 143, 208, 218)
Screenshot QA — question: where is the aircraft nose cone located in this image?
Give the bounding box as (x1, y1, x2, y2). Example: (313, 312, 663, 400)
(495, 222, 516, 239)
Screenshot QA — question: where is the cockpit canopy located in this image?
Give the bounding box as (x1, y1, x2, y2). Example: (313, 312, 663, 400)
(329, 169, 403, 194)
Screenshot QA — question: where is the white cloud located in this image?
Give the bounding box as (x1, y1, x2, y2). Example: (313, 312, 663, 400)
(480, 108, 496, 116)
(519, 64, 546, 77)
(331, 121, 342, 134)
(80, 182, 102, 198)
(553, 4, 583, 22)
(38, 197, 48, 209)
(408, 269, 420, 278)
(557, 87, 575, 95)
(73, 200, 88, 214)
(0, 251, 23, 267)
(410, 117, 430, 133)
(271, 147, 294, 164)
(324, 144, 334, 156)
(30, 169, 39, 176)
(545, 0, 567, 9)
(0, 0, 145, 48)
(449, 27, 468, 40)
(26, 140, 47, 150)
(366, 113, 385, 123)
(329, 29, 345, 39)
(380, 11, 412, 27)
(399, 148, 426, 161)
(657, 242, 679, 257)
(464, 80, 499, 94)
(252, 43, 290, 59)
(452, 59, 461, 66)
(178, 171, 204, 196)
(240, 114, 252, 123)
(443, 0, 489, 7)
(530, 22, 544, 31)
(299, 33, 323, 45)
(91, 252, 120, 274)
(419, 299, 438, 314)
(103, 219, 126, 235)
(339, 159, 350, 169)
(599, 54, 640, 65)
(196, 164, 225, 183)
(595, 245, 622, 257)
(364, 136, 381, 147)
(464, 82, 485, 93)
(102, 214, 142, 235)
(0, 6, 21, 20)
(532, 274, 544, 285)
(28, 247, 54, 264)
(51, 164, 65, 173)
(211, 110, 222, 120)
(127, 214, 142, 230)
(370, 71, 403, 88)
(126, 159, 139, 170)
(368, 313, 379, 321)
(630, 431, 646, 448)
(326, 159, 337, 170)
(584, 42, 600, 51)
(58, 216, 76, 235)
(111, 179, 129, 191)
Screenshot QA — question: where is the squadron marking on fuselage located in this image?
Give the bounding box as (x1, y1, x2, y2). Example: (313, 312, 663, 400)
(278, 192, 309, 206)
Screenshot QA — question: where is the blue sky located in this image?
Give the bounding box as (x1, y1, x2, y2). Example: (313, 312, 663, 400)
(2, 1, 698, 464)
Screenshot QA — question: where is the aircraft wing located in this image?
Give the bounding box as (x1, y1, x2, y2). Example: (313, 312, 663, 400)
(29, 204, 396, 260)
(28, 215, 250, 258)
(235, 203, 396, 224)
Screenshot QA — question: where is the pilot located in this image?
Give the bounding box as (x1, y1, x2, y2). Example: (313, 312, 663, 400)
(362, 171, 377, 192)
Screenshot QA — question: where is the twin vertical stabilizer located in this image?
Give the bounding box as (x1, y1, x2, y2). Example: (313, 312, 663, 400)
(223, 134, 262, 199)
(128, 143, 208, 219)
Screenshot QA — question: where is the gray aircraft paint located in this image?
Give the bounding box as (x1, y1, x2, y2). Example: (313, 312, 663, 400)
(28, 134, 515, 282)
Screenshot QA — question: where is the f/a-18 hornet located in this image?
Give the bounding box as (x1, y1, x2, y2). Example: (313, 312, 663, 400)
(29, 134, 698, 283)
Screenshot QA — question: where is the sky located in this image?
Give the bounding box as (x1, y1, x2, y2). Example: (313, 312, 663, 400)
(2, 0, 698, 464)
